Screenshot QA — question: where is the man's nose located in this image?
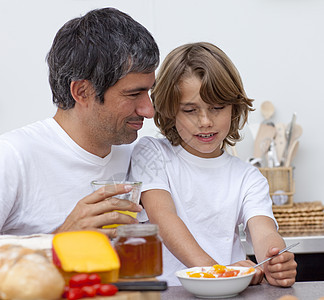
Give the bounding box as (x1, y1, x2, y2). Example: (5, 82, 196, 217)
(136, 93, 155, 119)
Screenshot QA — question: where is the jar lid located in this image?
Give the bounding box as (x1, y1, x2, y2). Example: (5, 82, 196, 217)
(116, 224, 159, 237)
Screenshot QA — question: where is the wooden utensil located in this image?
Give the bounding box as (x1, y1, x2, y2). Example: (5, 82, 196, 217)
(261, 101, 275, 121)
(285, 140, 299, 167)
(289, 123, 303, 145)
(253, 123, 276, 159)
(275, 122, 302, 163)
(274, 123, 286, 163)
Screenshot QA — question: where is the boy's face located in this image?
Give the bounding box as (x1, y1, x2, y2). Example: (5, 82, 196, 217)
(175, 76, 232, 158)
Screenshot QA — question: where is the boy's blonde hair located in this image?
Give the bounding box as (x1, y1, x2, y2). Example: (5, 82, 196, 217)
(151, 42, 254, 147)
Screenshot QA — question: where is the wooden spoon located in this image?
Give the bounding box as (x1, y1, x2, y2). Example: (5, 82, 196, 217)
(285, 140, 299, 167)
(275, 123, 302, 163)
(261, 101, 275, 121)
(253, 123, 276, 159)
(274, 123, 286, 163)
(288, 123, 303, 145)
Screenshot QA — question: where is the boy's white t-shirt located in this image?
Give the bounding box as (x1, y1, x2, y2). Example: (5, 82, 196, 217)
(130, 136, 277, 286)
(0, 118, 133, 235)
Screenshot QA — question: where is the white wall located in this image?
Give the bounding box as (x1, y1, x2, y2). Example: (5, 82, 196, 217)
(1, 0, 323, 204)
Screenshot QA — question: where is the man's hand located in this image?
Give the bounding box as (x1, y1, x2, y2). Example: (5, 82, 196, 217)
(231, 259, 265, 285)
(263, 247, 297, 287)
(52, 184, 142, 238)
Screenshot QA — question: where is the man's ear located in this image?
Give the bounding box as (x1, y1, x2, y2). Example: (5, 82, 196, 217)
(70, 80, 94, 106)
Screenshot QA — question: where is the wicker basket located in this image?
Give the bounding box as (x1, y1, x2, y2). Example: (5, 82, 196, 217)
(259, 167, 294, 207)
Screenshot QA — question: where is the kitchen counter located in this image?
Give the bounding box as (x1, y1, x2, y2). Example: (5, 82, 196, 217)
(241, 232, 324, 282)
(241, 233, 324, 255)
(161, 281, 324, 300)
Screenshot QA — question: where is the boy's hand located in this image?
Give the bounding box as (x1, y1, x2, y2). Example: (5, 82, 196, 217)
(263, 247, 297, 287)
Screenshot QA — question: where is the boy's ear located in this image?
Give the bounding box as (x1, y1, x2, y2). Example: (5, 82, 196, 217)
(70, 80, 94, 106)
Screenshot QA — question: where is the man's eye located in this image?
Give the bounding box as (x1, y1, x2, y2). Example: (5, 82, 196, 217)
(128, 93, 140, 97)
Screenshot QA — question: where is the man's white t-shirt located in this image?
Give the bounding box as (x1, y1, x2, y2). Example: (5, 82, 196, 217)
(0, 118, 133, 235)
(130, 136, 277, 286)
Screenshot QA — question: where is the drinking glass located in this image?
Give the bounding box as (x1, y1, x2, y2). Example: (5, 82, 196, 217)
(91, 180, 142, 228)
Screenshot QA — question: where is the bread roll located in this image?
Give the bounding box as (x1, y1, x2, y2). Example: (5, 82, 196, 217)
(0, 245, 64, 300)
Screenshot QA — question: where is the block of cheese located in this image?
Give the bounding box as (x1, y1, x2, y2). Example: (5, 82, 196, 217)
(52, 231, 120, 284)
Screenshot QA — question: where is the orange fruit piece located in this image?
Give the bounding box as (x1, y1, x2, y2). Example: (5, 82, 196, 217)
(187, 272, 216, 278)
(201, 272, 216, 278)
(243, 267, 255, 275)
(212, 264, 227, 274)
(188, 272, 202, 278)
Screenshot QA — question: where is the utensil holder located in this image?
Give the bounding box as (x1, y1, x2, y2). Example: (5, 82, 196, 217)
(258, 167, 294, 207)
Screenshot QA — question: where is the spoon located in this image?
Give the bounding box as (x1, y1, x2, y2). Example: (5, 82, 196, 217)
(253, 125, 276, 159)
(285, 140, 299, 167)
(253, 242, 300, 268)
(261, 101, 275, 121)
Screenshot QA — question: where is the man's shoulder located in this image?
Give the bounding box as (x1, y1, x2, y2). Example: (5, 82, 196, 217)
(2, 118, 51, 135)
(0, 119, 50, 142)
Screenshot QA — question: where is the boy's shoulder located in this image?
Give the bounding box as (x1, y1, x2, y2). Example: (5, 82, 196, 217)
(228, 153, 262, 175)
(136, 135, 170, 148)
(133, 136, 175, 158)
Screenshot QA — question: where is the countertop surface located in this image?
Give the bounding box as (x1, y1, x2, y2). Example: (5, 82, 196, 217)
(161, 281, 324, 300)
(241, 232, 324, 255)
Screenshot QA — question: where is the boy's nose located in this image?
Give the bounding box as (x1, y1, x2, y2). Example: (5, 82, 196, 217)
(198, 111, 213, 127)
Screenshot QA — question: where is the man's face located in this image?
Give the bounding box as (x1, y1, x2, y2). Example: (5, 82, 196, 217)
(87, 72, 155, 151)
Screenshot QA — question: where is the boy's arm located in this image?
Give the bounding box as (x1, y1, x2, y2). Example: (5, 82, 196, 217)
(141, 189, 217, 267)
(247, 215, 297, 287)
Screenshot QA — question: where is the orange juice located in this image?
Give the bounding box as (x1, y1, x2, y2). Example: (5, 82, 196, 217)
(103, 211, 137, 228)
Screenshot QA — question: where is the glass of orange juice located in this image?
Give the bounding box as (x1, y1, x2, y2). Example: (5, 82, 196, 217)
(91, 180, 142, 228)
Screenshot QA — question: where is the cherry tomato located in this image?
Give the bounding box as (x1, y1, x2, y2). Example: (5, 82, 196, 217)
(62, 286, 70, 298)
(67, 287, 83, 300)
(97, 284, 118, 296)
(88, 273, 101, 285)
(69, 273, 90, 287)
(81, 285, 96, 297)
(92, 283, 101, 293)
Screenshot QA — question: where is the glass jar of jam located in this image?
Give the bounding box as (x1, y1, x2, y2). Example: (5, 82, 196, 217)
(114, 224, 163, 278)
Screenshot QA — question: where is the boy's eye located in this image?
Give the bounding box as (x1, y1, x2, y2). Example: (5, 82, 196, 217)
(183, 109, 196, 113)
(213, 106, 225, 110)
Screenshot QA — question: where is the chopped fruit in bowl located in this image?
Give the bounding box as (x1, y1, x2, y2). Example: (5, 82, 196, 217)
(176, 265, 256, 298)
(186, 264, 255, 279)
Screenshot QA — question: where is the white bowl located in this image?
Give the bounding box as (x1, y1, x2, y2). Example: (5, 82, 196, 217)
(175, 266, 256, 299)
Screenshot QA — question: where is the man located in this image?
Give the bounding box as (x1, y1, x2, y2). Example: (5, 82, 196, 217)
(0, 7, 159, 237)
